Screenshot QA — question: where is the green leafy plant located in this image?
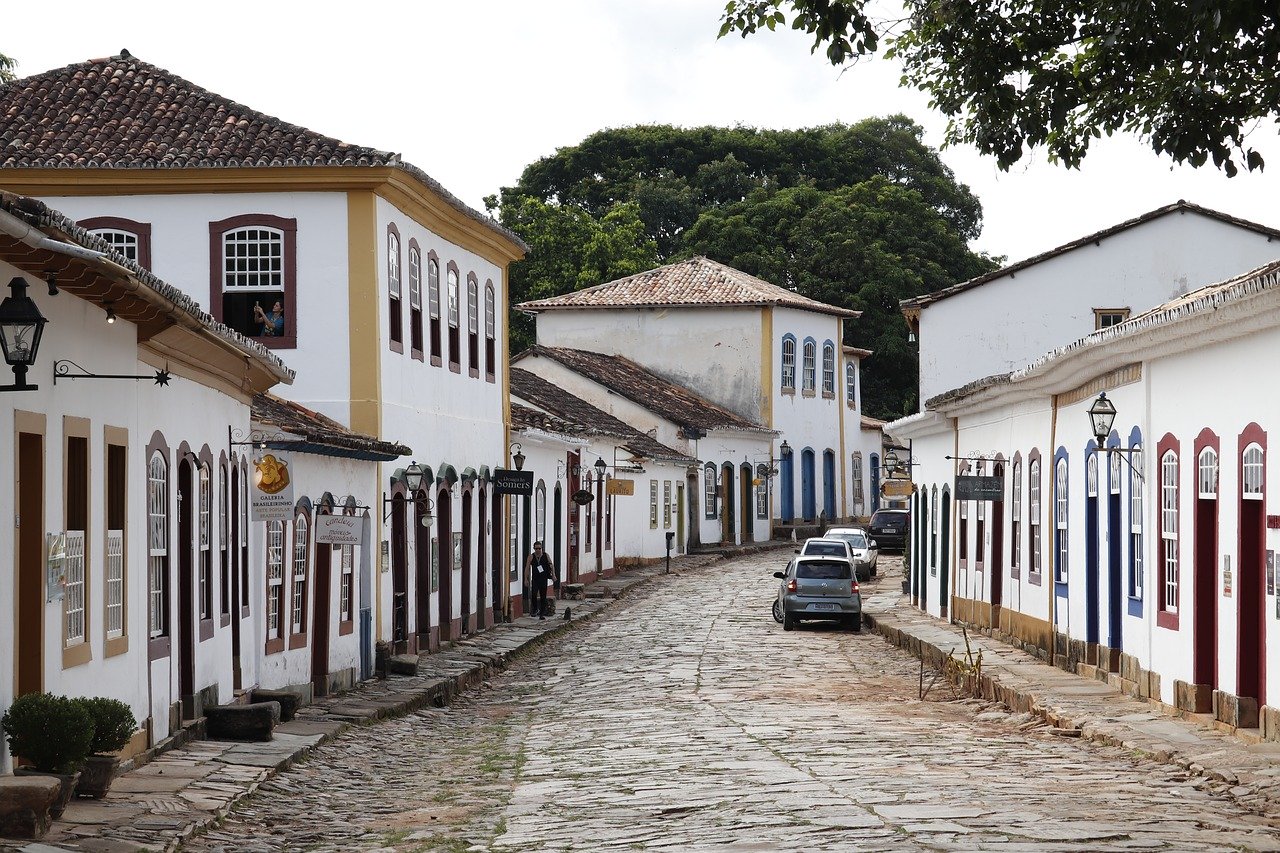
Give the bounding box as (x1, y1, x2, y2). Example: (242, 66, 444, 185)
(76, 697, 137, 756)
(1, 692, 95, 773)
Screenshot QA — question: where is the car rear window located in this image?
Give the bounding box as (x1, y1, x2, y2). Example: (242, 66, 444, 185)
(796, 561, 852, 579)
(871, 512, 907, 528)
(804, 541, 847, 556)
(838, 533, 868, 548)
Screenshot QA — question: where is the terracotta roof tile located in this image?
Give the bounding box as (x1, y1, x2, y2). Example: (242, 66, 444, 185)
(510, 369, 693, 464)
(518, 346, 770, 434)
(510, 402, 585, 436)
(0, 50, 524, 251)
(252, 393, 409, 460)
(518, 256, 858, 318)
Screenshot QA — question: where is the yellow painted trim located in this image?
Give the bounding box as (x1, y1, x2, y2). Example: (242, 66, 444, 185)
(4, 167, 525, 264)
(761, 308, 774, 427)
(347, 190, 384, 637)
(836, 318, 847, 519)
(500, 262, 513, 619)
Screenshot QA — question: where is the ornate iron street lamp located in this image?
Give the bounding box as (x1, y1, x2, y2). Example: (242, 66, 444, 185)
(0, 277, 48, 392)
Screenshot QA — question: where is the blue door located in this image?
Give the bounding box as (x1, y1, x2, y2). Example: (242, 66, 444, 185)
(801, 449, 816, 521)
(780, 450, 795, 523)
(1085, 450, 1100, 645)
(870, 454, 881, 512)
(823, 450, 836, 519)
(1107, 456, 1123, 651)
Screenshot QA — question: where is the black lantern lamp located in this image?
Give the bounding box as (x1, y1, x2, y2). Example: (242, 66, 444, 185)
(0, 277, 48, 392)
(383, 461, 433, 525)
(1088, 392, 1117, 446)
(884, 448, 901, 475)
(510, 443, 526, 471)
(593, 457, 608, 479)
(403, 461, 427, 494)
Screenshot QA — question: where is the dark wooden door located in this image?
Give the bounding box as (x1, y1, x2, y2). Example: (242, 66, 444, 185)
(17, 432, 43, 696)
(311, 541, 332, 695)
(177, 460, 195, 717)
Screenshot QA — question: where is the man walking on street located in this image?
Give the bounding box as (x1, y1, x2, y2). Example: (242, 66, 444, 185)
(526, 541, 554, 619)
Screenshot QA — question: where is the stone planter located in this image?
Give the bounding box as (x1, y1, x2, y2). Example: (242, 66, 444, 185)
(0, 775, 61, 839)
(13, 768, 80, 819)
(75, 755, 120, 800)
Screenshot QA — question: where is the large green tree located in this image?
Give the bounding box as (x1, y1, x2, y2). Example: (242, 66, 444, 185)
(719, 1, 1280, 176)
(0, 52, 15, 83)
(488, 195, 658, 353)
(491, 119, 995, 418)
(684, 177, 995, 418)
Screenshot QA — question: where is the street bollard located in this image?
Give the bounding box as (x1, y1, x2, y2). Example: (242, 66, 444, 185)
(665, 531, 674, 574)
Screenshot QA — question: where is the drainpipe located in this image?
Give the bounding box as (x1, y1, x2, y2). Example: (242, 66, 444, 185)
(0, 208, 109, 263)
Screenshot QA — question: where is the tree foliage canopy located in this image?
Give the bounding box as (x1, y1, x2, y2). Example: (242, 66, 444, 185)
(0, 52, 15, 84)
(491, 118, 996, 419)
(720, 1, 1280, 176)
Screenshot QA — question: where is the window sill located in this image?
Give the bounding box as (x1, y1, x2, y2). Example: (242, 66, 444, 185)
(1055, 580, 1068, 598)
(390, 341, 404, 354)
(822, 391, 835, 399)
(975, 562, 984, 572)
(338, 620, 354, 636)
(449, 361, 461, 374)
(1028, 571, 1043, 586)
(801, 389, 816, 398)
(240, 605, 251, 619)
(1010, 567, 1020, 580)
(412, 349, 424, 362)
(469, 368, 479, 379)
(220, 613, 231, 629)
(431, 354, 442, 367)
(104, 634, 128, 658)
(256, 335, 297, 350)
(288, 632, 309, 651)
(149, 635, 171, 661)
(1156, 610, 1179, 630)
(62, 641, 92, 670)
(486, 371, 496, 384)
(781, 388, 795, 396)
(264, 637, 285, 655)
(198, 617, 215, 642)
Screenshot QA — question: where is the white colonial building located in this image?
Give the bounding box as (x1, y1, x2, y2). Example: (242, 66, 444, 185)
(519, 256, 862, 528)
(0, 50, 528, 660)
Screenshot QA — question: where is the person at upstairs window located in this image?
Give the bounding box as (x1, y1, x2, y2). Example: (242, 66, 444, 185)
(254, 299, 285, 337)
(526, 540, 555, 620)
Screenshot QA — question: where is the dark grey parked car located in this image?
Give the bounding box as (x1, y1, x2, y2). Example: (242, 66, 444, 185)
(869, 508, 909, 552)
(773, 555, 862, 632)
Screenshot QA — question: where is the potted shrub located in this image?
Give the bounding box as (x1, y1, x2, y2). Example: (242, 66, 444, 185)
(74, 698, 136, 799)
(1, 693, 94, 818)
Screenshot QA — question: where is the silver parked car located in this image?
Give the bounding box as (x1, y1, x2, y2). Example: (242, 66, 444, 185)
(773, 555, 862, 632)
(823, 527, 878, 580)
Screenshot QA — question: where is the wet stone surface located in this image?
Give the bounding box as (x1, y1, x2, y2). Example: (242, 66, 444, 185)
(185, 553, 1280, 851)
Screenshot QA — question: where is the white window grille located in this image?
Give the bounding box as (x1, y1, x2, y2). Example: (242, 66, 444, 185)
(781, 338, 796, 391)
(802, 340, 816, 392)
(340, 542, 354, 623)
(148, 451, 168, 638)
(1243, 443, 1265, 499)
(223, 227, 283, 291)
(704, 464, 716, 519)
(664, 481, 673, 528)
(1161, 449, 1179, 612)
(292, 515, 309, 633)
(1110, 448, 1122, 495)
(64, 531, 86, 645)
(845, 361, 856, 407)
(408, 247, 421, 309)
(852, 453, 864, 516)
(447, 268, 460, 328)
(388, 232, 401, 299)
(428, 258, 441, 319)
(267, 520, 284, 638)
(1130, 445, 1144, 598)
(91, 229, 139, 263)
(199, 465, 211, 620)
(650, 480, 660, 528)
(1198, 447, 1218, 498)
(485, 284, 496, 339)
(1055, 458, 1068, 582)
(1087, 452, 1098, 498)
(1030, 458, 1042, 573)
(536, 484, 547, 542)
(756, 466, 768, 519)
(106, 530, 124, 639)
(822, 343, 835, 394)
(468, 278, 479, 334)
(1011, 461, 1022, 570)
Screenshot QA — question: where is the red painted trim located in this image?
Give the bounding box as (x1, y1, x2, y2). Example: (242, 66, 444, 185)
(1238, 422, 1268, 705)
(1155, 432, 1180, 631)
(1028, 448, 1042, 578)
(427, 251, 443, 366)
(467, 272, 480, 378)
(1010, 451, 1023, 579)
(1193, 428, 1220, 687)
(387, 223, 404, 354)
(446, 261, 461, 372)
(408, 239, 424, 360)
(79, 216, 153, 270)
(208, 214, 298, 349)
(144, 431, 172, 660)
(484, 280, 496, 382)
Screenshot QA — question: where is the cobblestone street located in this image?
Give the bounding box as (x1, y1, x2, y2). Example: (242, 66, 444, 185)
(188, 552, 1280, 852)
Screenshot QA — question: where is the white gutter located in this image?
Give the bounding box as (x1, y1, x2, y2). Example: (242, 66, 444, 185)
(0, 208, 109, 263)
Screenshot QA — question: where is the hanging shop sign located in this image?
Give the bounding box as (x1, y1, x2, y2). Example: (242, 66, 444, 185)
(493, 468, 534, 497)
(881, 479, 913, 497)
(251, 451, 295, 521)
(606, 478, 635, 496)
(316, 514, 364, 545)
(955, 474, 1004, 502)
(572, 488, 595, 506)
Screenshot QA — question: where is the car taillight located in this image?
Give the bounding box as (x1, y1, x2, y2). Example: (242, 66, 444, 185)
(851, 582, 860, 594)
(787, 579, 797, 592)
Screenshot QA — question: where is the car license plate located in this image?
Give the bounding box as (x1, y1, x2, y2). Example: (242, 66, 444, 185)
(810, 603, 838, 611)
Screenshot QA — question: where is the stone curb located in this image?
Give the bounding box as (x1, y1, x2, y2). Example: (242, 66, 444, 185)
(862, 602, 1280, 816)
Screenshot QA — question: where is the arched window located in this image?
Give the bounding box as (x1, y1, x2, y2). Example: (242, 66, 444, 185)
(535, 481, 547, 543)
(802, 338, 817, 393)
(1129, 442, 1144, 598)
(484, 281, 496, 381)
(704, 462, 717, 519)
(147, 451, 169, 639)
(1010, 457, 1022, 574)
(212, 215, 296, 347)
(81, 216, 152, 269)
(467, 274, 480, 377)
(1243, 443, 1265, 498)
(447, 264, 461, 370)
(428, 254, 442, 364)
(1086, 451, 1098, 498)
(851, 452, 864, 517)
(780, 336, 796, 392)
(266, 520, 286, 642)
(339, 498, 357, 627)
(821, 341, 836, 396)
(1159, 446, 1179, 618)
(292, 513, 310, 635)
(219, 463, 230, 619)
(1198, 446, 1218, 498)
(387, 226, 403, 351)
(408, 242, 424, 357)
(198, 465, 212, 622)
(1029, 453, 1042, 575)
(756, 464, 769, 519)
(845, 361, 856, 408)
(1055, 456, 1068, 583)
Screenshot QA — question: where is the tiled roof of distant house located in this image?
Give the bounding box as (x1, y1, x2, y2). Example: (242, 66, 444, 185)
(509, 368, 693, 464)
(901, 200, 1280, 312)
(518, 256, 859, 318)
(252, 394, 409, 461)
(517, 346, 771, 435)
(0, 50, 525, 252)
(510, 402, 585, 437)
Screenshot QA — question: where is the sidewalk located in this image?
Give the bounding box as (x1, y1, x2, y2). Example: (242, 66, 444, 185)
(2, 553, 729, 853)
(861, 571, 1280, 817)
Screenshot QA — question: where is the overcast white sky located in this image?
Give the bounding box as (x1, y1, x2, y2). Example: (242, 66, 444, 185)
(7, 1, 1280, 264)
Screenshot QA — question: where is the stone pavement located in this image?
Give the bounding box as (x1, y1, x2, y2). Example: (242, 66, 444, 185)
(860, 560, 1280, 818)
(1, 551, 734, 853)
